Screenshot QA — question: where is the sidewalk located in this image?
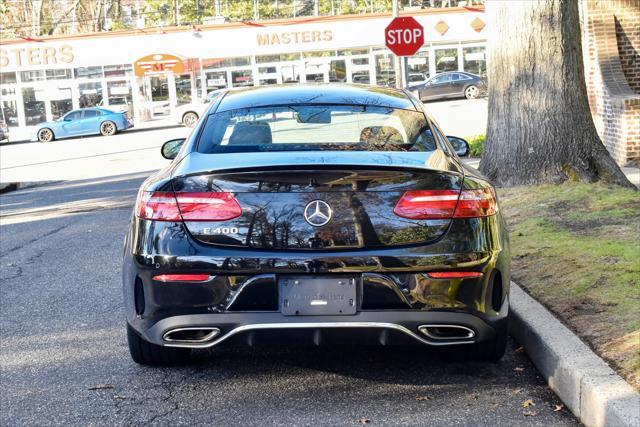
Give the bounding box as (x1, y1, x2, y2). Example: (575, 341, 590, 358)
(463, 158, 640, 187)
(4, 116, 179, 144)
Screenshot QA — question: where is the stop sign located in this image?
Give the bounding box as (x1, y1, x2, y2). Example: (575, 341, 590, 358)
(385, 17, 424, 56)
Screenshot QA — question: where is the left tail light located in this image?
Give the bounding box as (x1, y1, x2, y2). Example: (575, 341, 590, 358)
(135, 191, 242, 221)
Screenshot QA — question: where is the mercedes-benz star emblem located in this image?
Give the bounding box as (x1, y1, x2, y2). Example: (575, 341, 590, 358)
(303, 200, 332, 227)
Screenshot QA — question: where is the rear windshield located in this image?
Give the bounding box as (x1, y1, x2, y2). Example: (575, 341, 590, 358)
(197, 104, 437, 153)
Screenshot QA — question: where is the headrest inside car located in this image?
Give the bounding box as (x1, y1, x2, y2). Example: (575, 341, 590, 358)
(228, 121, 273, 145)
(359, 126, 404, 144)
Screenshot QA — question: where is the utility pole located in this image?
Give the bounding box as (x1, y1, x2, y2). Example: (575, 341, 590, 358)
(392, 0, 404, 89)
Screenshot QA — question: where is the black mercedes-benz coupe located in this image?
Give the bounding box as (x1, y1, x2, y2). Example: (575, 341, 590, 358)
(123, 84, 509, 365)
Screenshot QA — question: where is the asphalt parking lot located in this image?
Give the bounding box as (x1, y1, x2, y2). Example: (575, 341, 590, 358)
(0, 172, 580, 426)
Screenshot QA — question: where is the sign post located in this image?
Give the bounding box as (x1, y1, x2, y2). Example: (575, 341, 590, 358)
(385, 15, 424, 88)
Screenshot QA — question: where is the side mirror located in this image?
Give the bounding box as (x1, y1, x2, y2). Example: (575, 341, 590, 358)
(446, 136, 470, 157)
(161, 138, 185, 160)
(64, 116, 72, 121)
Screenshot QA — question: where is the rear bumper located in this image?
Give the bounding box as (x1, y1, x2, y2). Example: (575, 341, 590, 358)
(123, 213, 511, 348)
(142, 308, 508, 349)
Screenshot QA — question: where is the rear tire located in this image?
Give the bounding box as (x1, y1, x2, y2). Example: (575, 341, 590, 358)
(182, 112, 198, 127)
(126, 323, 191, 366)
(471, 320, 508, 361)
(37, 128, 54, 143)
(464, 85, 479, 99)
(100, 120, 117, 136)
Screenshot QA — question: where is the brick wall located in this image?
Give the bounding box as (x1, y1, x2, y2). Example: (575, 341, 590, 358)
(580, 0, 639, 167)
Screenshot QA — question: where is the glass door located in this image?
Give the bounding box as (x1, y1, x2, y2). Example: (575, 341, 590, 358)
(0, 72, 19, 127)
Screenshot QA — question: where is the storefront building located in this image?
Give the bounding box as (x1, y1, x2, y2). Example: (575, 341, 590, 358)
(0, 7, 487, 130)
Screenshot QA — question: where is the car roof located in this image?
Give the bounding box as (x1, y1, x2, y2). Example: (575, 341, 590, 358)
(214, 84, 417, 113)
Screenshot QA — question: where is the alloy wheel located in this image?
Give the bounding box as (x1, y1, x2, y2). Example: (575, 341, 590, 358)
(183, 112, 198, 127)
(38, 128, 53, 142)
(465, 86, 479, 99)
(101, 121, 116, 136)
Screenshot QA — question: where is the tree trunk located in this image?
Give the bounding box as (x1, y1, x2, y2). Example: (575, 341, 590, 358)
(479, 0, 634, 188)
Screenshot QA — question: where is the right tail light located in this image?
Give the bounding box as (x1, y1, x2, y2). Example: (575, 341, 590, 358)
(394, 188, 497, 219)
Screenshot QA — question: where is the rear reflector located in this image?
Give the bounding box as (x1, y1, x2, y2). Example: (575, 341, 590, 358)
(153, 274, 211, 283)
(393, 188, 497, 219)
(136, 191, 242, 222)
(427, 271, 483, 279)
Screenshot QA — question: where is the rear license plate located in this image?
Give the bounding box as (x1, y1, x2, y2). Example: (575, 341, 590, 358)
(279, 275, 357, 316)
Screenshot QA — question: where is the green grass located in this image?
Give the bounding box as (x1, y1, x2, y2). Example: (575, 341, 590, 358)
(465, 134, 485, 157)
(499, 182, 640, 389)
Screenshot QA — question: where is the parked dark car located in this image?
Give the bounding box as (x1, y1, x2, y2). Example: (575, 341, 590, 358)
(412, 71, 487, 101)
(123, 84, 510, 366)
(33, 107, 133, 142)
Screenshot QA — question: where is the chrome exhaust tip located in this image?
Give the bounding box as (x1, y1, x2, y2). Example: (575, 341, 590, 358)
(163, 327, 221, 344)
(418, 324, 475, 340)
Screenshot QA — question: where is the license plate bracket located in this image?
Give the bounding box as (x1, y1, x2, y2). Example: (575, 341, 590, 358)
(279, 275, 357, 316)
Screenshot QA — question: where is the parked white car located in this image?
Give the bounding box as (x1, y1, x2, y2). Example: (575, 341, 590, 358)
(173, 89, 226, 127)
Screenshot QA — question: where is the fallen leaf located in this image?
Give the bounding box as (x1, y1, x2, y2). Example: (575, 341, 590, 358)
(514, 367, 525, 373)
(468, 394, 479, 400)
(512, 388, 523, 395)
(523, 410, 538, 417)
(490, 402, 500, 410)
(415, 395, 432, 401)
(113, 395, 127, 400)
(553, 404, 564, 412)
(522, 399, 535, 408)
(514, 346, 525, 353)
(88, 384, 114, 390)
(355, 418, 370, 425)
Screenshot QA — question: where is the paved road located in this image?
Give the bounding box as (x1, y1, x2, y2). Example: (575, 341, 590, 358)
(0, 174, 578, 426)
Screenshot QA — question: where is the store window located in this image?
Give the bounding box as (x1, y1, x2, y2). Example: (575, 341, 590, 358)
(256, 53, 299, 63)
(0, 72, 17, 85)
(352, 71, 370, 84)
(175, 74, 192, 105)
(104, 64, 133, 77)
(231, 70, 253, 87)
(45, 69, 73, 80)
(20, 70, 45, 82)
(329, 59, 346, 83)
(22, 87, 46, 125)
(150, 75, 169, 101)
(303, 50, 334, 58)
(258, 66, 278, 86)
(202, 56, 251, 69)
(407, 50, 429, 77)
(351, 57, 369, 66)
(375, 53, 395, 87)
(50, 87, 73, 120)
(1, 98, 19, 127)
(435, 48, 458, 73)
(337, 48, 369, 56)
(280, 64, 301, 84)
(105, 80, 133, 115)
(305, 62, 325, 83)
(79, 82, 103, 108)
(463, 46, 486, 76)
(75, 66, 104, 79)
(205, 71, 228, 90)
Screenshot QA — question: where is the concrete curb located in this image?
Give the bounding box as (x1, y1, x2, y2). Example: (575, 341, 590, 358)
(509, 283, 640, 426)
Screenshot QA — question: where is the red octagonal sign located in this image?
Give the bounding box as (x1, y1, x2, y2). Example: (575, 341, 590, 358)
(385, 17, 424, 56)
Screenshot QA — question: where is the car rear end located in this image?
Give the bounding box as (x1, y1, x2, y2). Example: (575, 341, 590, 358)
(123, 87, 509, 364)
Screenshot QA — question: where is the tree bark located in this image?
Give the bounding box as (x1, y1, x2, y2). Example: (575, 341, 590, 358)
(479, 0, 634, 188)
